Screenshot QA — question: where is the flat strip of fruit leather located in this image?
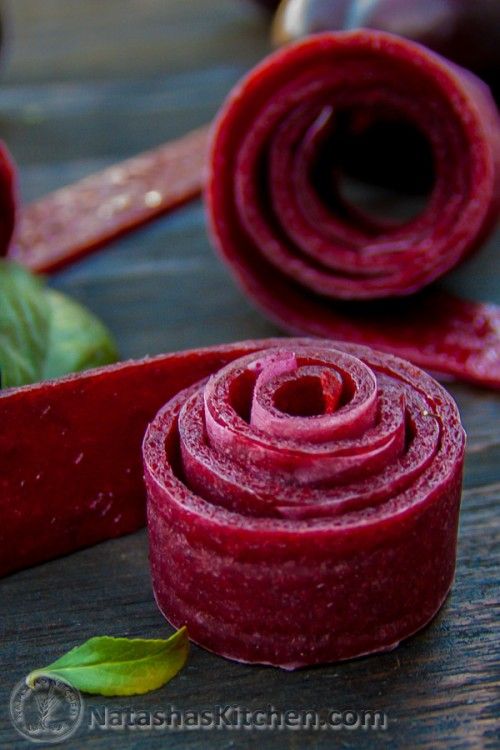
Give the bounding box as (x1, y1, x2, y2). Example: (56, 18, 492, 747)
(0, 340, 271, 577)
(8, 126, 209, 273)
(236, 285, 500, 389)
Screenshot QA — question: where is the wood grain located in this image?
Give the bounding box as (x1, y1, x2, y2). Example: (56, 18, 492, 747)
(0, 1, 499, 748)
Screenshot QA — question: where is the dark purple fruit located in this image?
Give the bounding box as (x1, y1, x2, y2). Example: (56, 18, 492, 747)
(273, 0, 500, 91)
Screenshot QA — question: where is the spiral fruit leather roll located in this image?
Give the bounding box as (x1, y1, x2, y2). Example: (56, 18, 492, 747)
(207, 30, 500, 388)
(144, 338, 465, 668)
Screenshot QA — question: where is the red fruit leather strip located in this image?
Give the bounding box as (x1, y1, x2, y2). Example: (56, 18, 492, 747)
(144, 338, 465, 667)
(7, 126, 210, 273)
(240, 284, 500, 389)
(0, 341, 251, 578)
(207, 31, 500, 389)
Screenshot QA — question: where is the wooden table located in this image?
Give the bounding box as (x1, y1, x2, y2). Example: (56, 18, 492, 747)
(1, 1, 499, 747)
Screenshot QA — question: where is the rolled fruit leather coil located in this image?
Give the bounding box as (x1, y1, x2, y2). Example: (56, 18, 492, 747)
(144, 338, 465, 668)
(206, 30, 500, 388)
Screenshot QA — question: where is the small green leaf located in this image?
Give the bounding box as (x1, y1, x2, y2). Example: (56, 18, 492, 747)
(26, 627, 189, 696)
(43, 290, 118, 380)
(0, 260, 50, 387)
(0, 260, 118, 388)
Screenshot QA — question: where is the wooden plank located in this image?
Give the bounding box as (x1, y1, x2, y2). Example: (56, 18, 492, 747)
(2, 0, 270, 83)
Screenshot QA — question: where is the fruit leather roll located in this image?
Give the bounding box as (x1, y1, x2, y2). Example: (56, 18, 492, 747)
(207, 30, 500, 388)
(144, 338, 465, 668)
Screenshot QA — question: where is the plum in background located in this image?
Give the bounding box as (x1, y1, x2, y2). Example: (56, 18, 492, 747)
(249, 0, 281, 10)
(272, 0, 500, 94)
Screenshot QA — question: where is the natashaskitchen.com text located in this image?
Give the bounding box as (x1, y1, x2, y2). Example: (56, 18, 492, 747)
(88, 705, 388, 732)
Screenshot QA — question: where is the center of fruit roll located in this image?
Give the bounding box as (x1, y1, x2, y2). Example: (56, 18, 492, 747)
(170, 345, 438, 513)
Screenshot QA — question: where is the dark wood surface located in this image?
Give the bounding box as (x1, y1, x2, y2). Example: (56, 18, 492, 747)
(1, 2, 499, 748)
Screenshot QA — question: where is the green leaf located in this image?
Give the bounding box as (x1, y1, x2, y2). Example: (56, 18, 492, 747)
(43, 290, 118, 380)
(0, 260, 118, 388)
(26, 627, 189, 696)
(0, 260, 50, 387)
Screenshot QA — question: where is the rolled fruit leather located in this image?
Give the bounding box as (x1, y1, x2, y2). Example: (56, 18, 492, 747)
(206, 30, 500, 388)
(273, 1, 500, 189)
(144, 338, 465, 667)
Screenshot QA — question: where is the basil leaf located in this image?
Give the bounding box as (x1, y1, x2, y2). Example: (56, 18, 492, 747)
(0, 260, 50, 387)
(26, 627, 189, 696)
(43, 290, 118, 380)
(0, 260, 118, 388)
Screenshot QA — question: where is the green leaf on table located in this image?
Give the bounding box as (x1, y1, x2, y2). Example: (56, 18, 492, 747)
(26, 627, 189, 696)
(43, 289, 118, 380)
(0, 260, 118, 388)
(0, 259, 50, 387)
